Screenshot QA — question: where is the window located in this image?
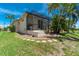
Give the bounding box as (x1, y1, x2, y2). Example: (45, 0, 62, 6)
(27, 15, 33, 30)
(38, 20, 43, 29)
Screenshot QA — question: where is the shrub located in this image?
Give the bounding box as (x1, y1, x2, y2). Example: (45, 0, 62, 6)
(3, 27, 8, 31)
(9, 25, 15, 32)
(0, 28, 1, 31)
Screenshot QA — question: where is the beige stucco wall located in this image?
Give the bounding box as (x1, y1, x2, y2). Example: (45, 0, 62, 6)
(14, 13, 49, 33)
(19, 17, 26, 33)
(32, 15, 49, 30)
(43, 19, 49, 30)
(15, 22, 19, 32)
(32, 16, 38, 30)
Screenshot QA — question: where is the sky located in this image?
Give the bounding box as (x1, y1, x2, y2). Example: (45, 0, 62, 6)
(0, 3, 79, 28)
(0, 3, 49, 28)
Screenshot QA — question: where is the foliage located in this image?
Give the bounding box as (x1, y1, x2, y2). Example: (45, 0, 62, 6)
(9, 25, 15, 32)
(0, 28, 2, 31)
(48, 3, 79, 34)
(6, 14, 15, 24)
(3, 27, 8, 31)
(50, 15, 67, 34)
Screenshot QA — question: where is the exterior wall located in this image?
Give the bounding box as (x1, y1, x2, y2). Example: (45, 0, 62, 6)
(19, 17, 26, 33)
(32, 16, 38, 30)
(43, 19, 49, 30)
(13, 13, 49, 34)
(26, 14, 33, 30)
(16, 22, 19, 32)
(13, 21, 19, 32)
(32, 15, 49, 30)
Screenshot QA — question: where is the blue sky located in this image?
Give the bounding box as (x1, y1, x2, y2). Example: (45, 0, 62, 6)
(0, 3, 49, 27)
(0, 3, 79, 28)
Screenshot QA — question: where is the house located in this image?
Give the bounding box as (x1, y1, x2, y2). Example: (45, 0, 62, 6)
(13, 12, 50, 36)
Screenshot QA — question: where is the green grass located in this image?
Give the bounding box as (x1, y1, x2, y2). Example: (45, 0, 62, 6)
(0, 31, 61, 56)
(0, 31, 79, 56)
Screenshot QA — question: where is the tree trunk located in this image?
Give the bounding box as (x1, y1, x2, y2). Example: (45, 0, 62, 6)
(54, 29, 60, 34)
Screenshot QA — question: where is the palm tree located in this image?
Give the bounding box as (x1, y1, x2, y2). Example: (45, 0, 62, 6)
(48, 4, 61, 34)
(5, 14, 16, 32)
(62, 4, 79, 31)
(48, 3, 79, 34)
(6, 14, 15, 25)
(50, 15, 67, 34)
(48, 3, 60, 14)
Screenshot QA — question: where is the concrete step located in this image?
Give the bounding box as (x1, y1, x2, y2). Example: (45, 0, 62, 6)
(26, 30, 46, 37)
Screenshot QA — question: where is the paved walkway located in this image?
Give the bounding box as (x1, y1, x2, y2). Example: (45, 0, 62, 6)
(16, 33, 58, 43)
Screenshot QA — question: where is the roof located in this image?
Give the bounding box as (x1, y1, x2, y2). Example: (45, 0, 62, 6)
(12, 11, 51, 25)
(11, 20, 19, 25)
(25, 11, 51, 21)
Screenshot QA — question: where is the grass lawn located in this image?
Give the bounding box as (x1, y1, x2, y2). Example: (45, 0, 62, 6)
(0, 31, 79, 56)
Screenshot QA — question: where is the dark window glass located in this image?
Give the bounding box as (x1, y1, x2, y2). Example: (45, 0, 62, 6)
(38, 20, 43, 29)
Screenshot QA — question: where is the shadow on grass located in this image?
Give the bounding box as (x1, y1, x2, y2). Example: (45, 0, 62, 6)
(46, 32, 79, 42)
(18, 31, 79, 42)
(56, 33, 79, 41)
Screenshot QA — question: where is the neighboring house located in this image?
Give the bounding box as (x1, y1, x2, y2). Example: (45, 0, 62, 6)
(12, 12, 50, 34)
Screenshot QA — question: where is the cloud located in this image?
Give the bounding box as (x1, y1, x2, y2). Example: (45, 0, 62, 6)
(0, 24, 10, 28)
(0, 25, 3, 28)
(0, 8, 22, 15)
